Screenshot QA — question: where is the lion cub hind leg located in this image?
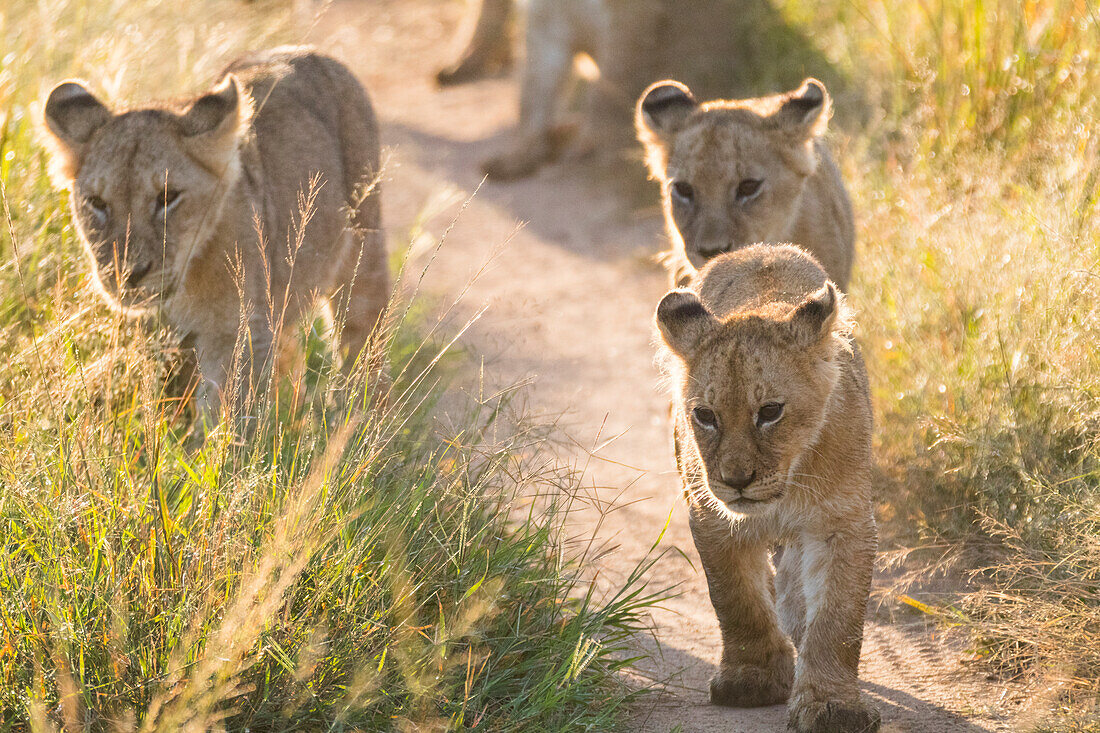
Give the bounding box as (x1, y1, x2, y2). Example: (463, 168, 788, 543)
(788, 520, 881, 733)
(326, 227, 390, 414)
(689, 508, 794, 707)
(333, 230, 388, 373)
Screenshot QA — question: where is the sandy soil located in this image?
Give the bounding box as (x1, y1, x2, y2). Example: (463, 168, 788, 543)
(307, 2, 1021, 729)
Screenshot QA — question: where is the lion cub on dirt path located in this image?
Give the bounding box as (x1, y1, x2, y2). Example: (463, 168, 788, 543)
(638, 79, 854, 289)
(655, 244, 879, 732)
(43, 47, 388, 426)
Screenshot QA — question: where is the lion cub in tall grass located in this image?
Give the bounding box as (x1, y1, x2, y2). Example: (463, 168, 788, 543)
(43, 47, 388, 427)
(656, 244, 879, 732)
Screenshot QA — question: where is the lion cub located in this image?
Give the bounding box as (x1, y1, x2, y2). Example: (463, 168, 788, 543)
(637, 79, 854, 288)
(43, 48, 388, 426)
(656, 244, 879, 732)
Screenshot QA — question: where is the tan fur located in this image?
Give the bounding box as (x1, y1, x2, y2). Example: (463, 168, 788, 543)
(42, 47, 388, 427)
(436, 0, 515, 86)
(637, 79, 855, 289)
(656, 245, 879, 732)
(480, 0, 820, 181)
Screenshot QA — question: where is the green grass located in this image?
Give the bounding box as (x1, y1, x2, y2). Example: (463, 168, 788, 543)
(1, 347, 660, 730)
(776, 0, 1100, 721)
(0, 1, 662, 730)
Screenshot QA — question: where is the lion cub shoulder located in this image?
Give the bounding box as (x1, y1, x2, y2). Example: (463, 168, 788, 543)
(638, 80, 855, 289)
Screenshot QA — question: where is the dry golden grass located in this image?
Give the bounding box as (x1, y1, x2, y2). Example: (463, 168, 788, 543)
(778, 0, 1099, 720)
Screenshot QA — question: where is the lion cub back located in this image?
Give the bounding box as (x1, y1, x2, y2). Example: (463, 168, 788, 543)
(222, 48, 383, 298)
(695, 243, 837, 320)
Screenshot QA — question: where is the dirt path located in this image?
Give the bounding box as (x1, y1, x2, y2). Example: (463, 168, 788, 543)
(309, 3, 1018, 730)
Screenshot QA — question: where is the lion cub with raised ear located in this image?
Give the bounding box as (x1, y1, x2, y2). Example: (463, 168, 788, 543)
(42, 47, 388, 426)
(656, 244, 879, 732)
(638, 79, 854, 289)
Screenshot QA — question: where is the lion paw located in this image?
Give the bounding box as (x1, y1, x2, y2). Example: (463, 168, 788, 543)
(709, 659, 793, 707)
(787, 699, 881, 733)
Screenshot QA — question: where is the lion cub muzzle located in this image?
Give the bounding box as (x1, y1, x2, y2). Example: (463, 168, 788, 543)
(709, 469, 787, 514)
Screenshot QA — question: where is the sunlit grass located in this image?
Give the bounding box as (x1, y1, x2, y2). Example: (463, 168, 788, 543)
(779, 0, 1100, 719)
(0, 1, 662, 730)
(0, 310, 662, 729)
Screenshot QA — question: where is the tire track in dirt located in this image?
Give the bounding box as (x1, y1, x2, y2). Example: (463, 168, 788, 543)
(309, 2, 1018, 729)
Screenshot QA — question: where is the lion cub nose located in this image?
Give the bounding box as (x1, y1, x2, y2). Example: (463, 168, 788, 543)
(721, 467, 756, 490)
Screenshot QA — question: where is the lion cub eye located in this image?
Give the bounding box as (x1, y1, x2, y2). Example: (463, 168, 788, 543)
(155, 189, 182, 217)
(84, 196, 110, 227)
(756, 402, 784, 427)
(735, 178, 763, 202)
(670, 180, 695, 206)
(692, 406, 719, 430)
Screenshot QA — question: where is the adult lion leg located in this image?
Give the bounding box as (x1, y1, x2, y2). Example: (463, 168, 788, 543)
(689, 506, 795, 707)
(788, 515, 881, 733)
(482, 0, 574, 180)
(436, 0, 515, 86)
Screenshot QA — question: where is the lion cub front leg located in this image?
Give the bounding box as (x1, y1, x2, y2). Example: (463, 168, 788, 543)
(787, 518, 880, 733)
(689, 507, 795, 707)
(190, 315, 276, 437)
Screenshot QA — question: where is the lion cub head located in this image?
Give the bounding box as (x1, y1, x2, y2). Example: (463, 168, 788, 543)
(656, 245, 853, 516)
(637, 78, 832, 270)
(42, 76, 251, 310)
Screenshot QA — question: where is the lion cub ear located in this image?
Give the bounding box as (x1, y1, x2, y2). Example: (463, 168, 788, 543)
(636, 81, 697, 176)
(42, 81, 112, 187)
(656, 289, 718, 358)
(770, 79, 831, 177)
(773, 78, 831, 140)
(178, 74, 252, 173)
(637, 80, 698, 137)
(786, 281, 849, 348)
